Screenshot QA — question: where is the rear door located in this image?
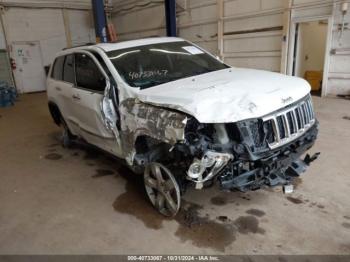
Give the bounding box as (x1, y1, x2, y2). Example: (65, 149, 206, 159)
(71, 51, 121, 155)
(48, 54, 80, 135)
(60, 54, 80, 135)
(48, 55, 74, 129)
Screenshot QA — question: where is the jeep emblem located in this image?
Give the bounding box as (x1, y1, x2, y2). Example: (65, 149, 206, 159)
(282, 97, 293, 104)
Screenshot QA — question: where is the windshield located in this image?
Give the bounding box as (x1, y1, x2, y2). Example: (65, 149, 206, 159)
(107, 41, 229, 89)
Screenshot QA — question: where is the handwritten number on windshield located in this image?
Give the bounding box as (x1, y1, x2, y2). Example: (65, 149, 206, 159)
(129, 70, 168, 80)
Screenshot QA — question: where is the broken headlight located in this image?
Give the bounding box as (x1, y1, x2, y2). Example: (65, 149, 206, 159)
(187, 151, 233, 189)
(230, 119, 269, 153)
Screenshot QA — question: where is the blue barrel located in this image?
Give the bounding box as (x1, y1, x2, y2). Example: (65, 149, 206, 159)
(0, 81, 17, 107)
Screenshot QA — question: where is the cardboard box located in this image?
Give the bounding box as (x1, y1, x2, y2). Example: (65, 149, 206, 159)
(304, 71, 323, 91)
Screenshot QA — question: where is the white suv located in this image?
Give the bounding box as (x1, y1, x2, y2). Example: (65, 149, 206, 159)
(47, 37, 319, 216)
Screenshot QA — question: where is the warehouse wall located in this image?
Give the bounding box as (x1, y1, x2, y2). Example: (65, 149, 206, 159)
(112, 0, 286, 71)
(177, 0, 218, 55)
(0, 0, 95, 92)
(328, 1, 350, 96)
(1, 7, 95, 66)
(112, 0, 166, 40)
(3, 8, 68, 67)
(288, 0, 350, 96)
(68, 9, 95, 47)
(111, 0, 350, 96)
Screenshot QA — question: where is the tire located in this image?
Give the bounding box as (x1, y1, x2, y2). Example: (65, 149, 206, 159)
(144, 162, 181, 217)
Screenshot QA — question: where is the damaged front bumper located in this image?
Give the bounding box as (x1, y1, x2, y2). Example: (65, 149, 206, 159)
(187, 122, 319, 191)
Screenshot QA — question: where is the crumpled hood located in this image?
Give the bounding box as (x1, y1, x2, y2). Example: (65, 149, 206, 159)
(137, 67, 311, 123)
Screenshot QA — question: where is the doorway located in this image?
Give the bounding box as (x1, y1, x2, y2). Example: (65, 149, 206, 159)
(11, 42, 46, 93)
(293, 20, 328, 96)
(291, 20, 330, 96)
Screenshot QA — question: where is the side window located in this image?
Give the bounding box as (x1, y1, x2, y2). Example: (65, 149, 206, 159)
(91, 52, 110, 75)
(51, 56, 65, 80)
(63, 54, 75, 84)
(91, 51, 119, 105)
(75, 53, 105, 92)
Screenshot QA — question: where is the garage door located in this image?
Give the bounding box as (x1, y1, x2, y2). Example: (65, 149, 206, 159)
(0, 50, 13, 85)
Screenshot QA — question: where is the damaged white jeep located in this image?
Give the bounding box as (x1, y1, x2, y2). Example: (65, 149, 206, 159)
(47, 37, 319, 216)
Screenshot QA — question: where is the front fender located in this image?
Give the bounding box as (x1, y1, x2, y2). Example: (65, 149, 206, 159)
(119, 98, 188, 165)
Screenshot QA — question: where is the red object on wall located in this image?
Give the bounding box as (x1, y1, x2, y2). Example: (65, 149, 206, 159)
(107, 23, 118, 42)
(10, 58, 16, 70)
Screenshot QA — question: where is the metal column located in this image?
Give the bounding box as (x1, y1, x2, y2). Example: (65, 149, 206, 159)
(165, 0, 177, 37)
(92, 0, 108, 43)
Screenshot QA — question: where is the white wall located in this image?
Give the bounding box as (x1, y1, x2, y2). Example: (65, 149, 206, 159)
(288, 0, 350, 96)
(0, 1, 95, 92)
(67, 9, 95, 46)
(1, 7, 95, 66)
(221, 0, 285, 72)
(111, 0, 350, 96)
(328, 1, 350, 96)
(177, 0, 218, 54)
(3, 8, 68, 67)
(111, 0, 286, 71)
(0, 0, 91, 9)
(112, 0, 166, 40)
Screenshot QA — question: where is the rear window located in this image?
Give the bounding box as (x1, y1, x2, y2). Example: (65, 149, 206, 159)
(51, 56, 65, 80)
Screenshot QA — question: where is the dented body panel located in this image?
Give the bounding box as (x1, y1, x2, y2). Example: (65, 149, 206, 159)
(137, 67, 311, 123)
(119, 98, 187, 164)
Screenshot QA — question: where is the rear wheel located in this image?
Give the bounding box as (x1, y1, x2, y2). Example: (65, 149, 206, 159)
(144, 162, 181, 217)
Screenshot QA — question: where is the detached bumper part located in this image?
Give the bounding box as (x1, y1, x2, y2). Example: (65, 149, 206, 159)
(219, 125, 319, 191)
(219, 156, 317, 192)
(304, 152, 320, 166)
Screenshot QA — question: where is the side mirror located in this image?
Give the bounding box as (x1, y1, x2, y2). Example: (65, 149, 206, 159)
(216, 55, 223, 62)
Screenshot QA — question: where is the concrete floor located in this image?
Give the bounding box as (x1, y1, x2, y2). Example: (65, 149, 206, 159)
(0, 93, 350, 255)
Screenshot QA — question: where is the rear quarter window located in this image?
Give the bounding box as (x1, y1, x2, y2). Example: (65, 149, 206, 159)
(51, 56, 65, 80)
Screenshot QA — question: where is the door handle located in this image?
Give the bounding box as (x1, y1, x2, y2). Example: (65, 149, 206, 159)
(55, 86, 62, 91)
(72, 94, 81, 100)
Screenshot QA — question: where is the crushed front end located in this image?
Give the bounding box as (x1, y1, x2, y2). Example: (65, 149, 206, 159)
(177, 95, 319, 192)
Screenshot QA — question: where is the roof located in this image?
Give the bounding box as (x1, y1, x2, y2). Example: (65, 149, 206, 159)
(95, 37, 185, 52)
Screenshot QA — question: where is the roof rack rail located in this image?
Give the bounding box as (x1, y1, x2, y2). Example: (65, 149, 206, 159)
(62, 43, 96, 50)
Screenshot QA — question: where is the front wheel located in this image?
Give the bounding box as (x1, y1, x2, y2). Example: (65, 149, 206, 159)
(144, 162, 181, 217)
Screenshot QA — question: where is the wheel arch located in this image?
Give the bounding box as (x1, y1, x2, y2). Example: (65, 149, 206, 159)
(48, 101, 62, 126)
(119, 98, 188, 166)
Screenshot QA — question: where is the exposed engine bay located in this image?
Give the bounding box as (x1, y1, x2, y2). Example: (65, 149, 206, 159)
(133, 95, 319, 193)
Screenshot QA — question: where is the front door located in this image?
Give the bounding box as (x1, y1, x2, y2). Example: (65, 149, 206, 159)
(12, 42, 46, 93)
(71, 52, 122, 156)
